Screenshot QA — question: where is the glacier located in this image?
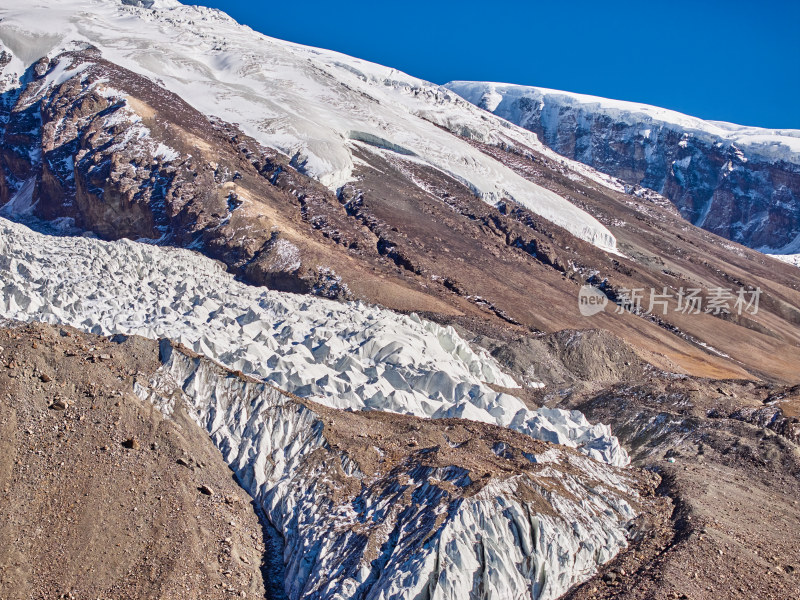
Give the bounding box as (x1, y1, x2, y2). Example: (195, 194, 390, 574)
(769, 253, 800, 269)
(134, 339, 640, 600)
(0, 217, 628, 466)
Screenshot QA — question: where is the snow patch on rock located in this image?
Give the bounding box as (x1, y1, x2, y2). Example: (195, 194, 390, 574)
(769, 253, 800, 268)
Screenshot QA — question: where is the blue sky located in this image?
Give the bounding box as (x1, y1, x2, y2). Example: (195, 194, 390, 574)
(193, 0, 799, 129)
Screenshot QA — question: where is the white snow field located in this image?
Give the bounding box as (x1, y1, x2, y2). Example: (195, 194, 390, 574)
(0, 218, 628, 465)
(445, 81, 800, 165)
(770, 253, 800, 268)
(0, 0, 617, 252)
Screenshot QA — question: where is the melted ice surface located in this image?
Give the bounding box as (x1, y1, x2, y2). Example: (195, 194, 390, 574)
(0, 218, 628, 465)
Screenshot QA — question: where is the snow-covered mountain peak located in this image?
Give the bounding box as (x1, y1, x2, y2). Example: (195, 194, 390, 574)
(447, 80, 800, 251)
(0, 0, 618, 252)
(446, 81, 800, 164)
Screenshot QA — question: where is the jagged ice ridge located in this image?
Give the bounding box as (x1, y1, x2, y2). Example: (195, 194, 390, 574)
(0, 217, 628, 465)
(135, 341, 637, 600)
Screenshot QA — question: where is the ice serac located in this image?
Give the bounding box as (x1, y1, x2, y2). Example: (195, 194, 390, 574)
(445, 81, 800, 253)
(0, 0, 616, 253)
(134, 341, 643, 600)
(0, 217, 628, 466)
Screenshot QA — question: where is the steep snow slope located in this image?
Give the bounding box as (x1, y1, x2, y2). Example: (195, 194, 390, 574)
(0, 217, 627, 465)
(446, 81, 800, 252)
(0, 0, 617, 252)
(135, 341, 642, 600)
